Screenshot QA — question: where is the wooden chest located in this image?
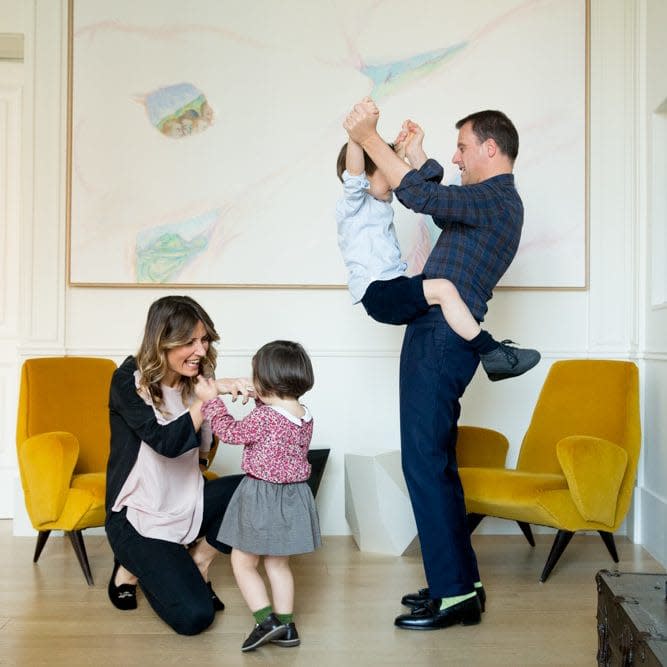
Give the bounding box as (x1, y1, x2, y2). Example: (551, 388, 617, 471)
(596, 570, 667, 666)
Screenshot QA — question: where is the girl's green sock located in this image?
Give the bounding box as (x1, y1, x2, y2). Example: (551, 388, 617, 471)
(253, 606, 273, 624)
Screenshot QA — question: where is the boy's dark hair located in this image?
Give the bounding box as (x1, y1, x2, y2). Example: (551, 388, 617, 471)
(252, 340, 314, 400)
(455, 110, 519, 162)
(336, 142, 393, 182)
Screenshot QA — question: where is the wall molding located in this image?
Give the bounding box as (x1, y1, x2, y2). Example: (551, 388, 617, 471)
(16, 346, 644, 360)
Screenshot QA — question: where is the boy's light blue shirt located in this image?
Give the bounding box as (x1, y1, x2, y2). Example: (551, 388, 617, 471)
(335, 170, 407, 304)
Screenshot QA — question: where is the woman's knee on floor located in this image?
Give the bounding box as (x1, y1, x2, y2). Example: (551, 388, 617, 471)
(169, 600, 215, 636)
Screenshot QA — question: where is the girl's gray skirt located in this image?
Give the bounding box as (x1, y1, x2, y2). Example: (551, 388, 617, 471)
(218, 476, 321, 556)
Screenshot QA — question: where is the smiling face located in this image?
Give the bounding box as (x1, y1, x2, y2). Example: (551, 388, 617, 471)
(164, 320, 210, 387)
(452, 121, 488, 186)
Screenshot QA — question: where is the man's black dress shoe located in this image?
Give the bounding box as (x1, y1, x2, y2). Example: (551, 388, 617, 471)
(206, 581, 225, 612)
(401, 585, 486, 612)
(394, 596, 481, 630)
(108, 558, 137, 611)
(241, 613, 287, 652)
(271, 621, 300, 647)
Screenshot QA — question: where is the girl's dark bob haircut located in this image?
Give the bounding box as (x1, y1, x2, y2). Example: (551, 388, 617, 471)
(252, 340, 314, 400)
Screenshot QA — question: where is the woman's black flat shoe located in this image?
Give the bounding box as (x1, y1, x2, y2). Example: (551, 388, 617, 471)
(207, 581, 225, 612)
(108, 558, 137, 610)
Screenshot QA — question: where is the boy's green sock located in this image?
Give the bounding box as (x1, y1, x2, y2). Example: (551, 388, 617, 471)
(253, 606, 273, 624)
(439, 591, 477, 611)
(276, 612, 293, 625)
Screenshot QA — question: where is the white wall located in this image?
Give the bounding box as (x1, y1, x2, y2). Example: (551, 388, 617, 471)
(0, 0, 24, 520)
(639, 0, 667, 567)
(1, 1, 661, 566)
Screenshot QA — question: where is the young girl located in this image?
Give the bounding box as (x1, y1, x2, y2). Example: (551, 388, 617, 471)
(195, 340, 320, 652)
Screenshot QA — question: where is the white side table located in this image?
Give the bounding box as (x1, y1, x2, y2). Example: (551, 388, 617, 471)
(344, 450, 418, 556)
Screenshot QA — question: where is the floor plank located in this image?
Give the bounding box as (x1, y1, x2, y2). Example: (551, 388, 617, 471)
(0, 521, 663, 666)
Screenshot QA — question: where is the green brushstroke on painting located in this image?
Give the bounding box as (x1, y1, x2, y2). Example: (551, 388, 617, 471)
(362, 42, 467, 99)
(135, 208, 219, 283)
(136, 233, 208, 282)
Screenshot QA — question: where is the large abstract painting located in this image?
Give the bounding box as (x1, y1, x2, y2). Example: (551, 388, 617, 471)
(68, 0, 588, 287)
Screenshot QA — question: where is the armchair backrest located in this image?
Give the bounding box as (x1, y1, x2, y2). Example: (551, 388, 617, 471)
(16, 357, 117, 474)
(517, 361, 640, 489)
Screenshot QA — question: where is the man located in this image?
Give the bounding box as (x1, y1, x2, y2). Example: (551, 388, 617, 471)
(343, 100, 523, 630)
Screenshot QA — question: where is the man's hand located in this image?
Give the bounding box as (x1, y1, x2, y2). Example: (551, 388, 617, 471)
(343, 96, 380, 145)
(395, 119, 428, 170)
(215, 377, 255, 404)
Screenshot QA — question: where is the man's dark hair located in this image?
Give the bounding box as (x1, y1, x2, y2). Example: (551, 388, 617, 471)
(252, 340, 314, 400)
(455, 110, 519, 162)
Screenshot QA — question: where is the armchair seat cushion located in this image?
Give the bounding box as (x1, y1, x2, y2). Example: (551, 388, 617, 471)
(40, 486, 106, 531)
(460, 467, 568, 526)
(71, 472, 106, 502)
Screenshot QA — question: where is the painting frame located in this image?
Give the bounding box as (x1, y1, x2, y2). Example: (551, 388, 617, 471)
(66, 0, 589, 289)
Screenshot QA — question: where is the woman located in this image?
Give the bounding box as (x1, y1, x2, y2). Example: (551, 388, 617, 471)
(105, 295, 251, 635)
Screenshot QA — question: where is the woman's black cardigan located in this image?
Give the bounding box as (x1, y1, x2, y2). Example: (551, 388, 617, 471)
(105, 356, 202, 516)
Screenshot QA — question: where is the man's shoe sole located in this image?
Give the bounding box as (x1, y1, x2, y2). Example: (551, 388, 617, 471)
(394, 604, 481, 630)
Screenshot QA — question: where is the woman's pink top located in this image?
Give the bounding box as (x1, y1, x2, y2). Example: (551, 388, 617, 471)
(112, 372, 212, 544)
(201, 398, 313, 483)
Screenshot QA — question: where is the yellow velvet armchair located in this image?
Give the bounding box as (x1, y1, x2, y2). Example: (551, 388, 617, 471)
(16, 357, 116, 585)
(458, 359, 641, 582)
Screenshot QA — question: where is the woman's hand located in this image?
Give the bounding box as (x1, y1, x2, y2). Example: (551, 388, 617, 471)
(194, 376, 219, 403)
(215, 377, 255, 404)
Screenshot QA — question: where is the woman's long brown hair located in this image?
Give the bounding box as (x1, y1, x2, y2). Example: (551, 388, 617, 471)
(135, 295, 220, 412)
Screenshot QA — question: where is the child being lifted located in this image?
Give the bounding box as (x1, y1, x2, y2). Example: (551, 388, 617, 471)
(335, 103, 540, 381)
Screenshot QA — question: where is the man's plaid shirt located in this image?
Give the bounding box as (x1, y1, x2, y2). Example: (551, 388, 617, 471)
(395, 159, 523, 322)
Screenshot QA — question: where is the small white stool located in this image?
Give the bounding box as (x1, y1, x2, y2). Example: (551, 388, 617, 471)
(344, 450, 418, 556)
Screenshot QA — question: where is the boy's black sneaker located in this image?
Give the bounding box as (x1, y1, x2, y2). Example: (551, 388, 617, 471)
(271, 622, 300, 647)
(480, 340, 541, 381)
(241, 613, 287, 652)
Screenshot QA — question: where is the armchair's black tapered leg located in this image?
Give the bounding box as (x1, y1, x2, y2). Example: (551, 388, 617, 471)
(467, 513, 485, 533)
(517, 521, 536, 547)
(33, 530, 51, 563)
(66, 530, 94, 586)
(540, 530, 574, 583)
(598, 531, 619, 563)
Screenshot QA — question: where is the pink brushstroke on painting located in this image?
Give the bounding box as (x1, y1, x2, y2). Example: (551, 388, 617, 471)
(405, 216, 432, 276)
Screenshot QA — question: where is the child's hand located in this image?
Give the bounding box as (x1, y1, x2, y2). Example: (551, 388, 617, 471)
(398, 119, 427, 170)
(361, 96, 379, 116)
(343, 96, 380, 144)
(394, 128, 409, 160)
(194, 375, 219, 403)
(216, 377, 255, 404)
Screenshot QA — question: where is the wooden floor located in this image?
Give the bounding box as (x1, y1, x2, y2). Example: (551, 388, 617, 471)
(0, 521, 664, 666)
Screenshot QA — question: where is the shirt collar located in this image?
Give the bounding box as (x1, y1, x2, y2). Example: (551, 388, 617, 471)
(267, 404, 312, 426)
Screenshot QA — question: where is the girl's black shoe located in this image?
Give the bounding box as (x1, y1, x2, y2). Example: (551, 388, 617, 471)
(108, 558, 137, 610)
(207, 581, 225, 612)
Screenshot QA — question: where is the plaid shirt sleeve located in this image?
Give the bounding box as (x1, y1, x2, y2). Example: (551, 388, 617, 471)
(395, 158, 487, 228)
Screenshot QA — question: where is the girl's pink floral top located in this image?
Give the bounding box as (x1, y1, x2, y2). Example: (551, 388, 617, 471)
(201, 398, 313, 484)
